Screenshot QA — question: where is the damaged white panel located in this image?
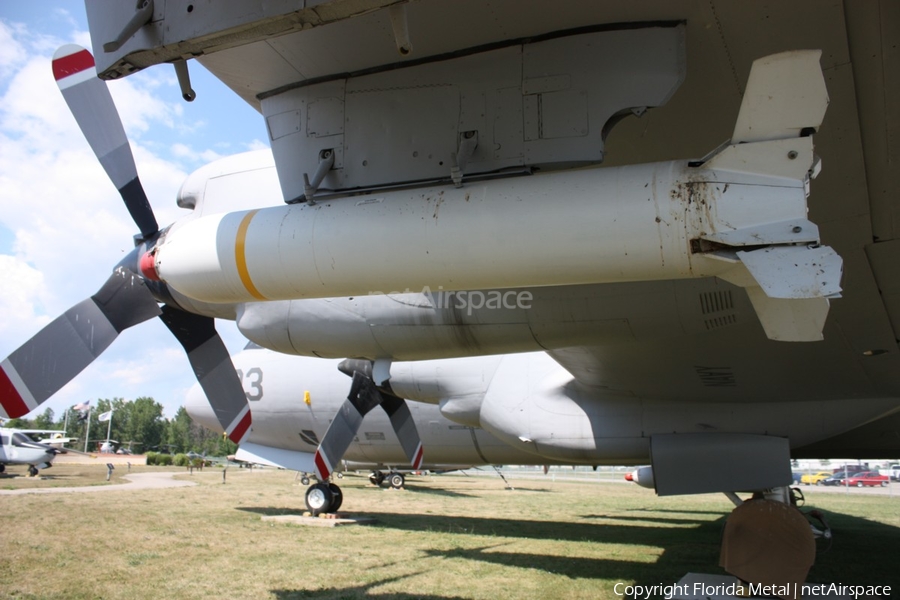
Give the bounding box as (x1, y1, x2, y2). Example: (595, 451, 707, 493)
(736, 245, 842, 299)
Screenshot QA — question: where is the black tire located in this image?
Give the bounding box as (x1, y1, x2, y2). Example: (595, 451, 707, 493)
(856, 481, 863, 488)
(881, 481, 888, 487)
(369, 471, 385, 487)
(389, 472, 405, 489)
(0, 464, 5, 473)
(300, 476, 310, 486)
(28, 466, 38, 477)
(328, 483, 343, 512)
(305, 482, 334, 516)
(815, 480, 823, 486)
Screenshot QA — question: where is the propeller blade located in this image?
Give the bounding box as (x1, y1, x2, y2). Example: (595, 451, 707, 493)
(380, 392, 424, 471)
(315, 369, 425, 480)
(0, 268, 161, 419)
(336, 359, 424, 469)
(158, 307, 251, 444)
(314, 372, 383, 481)
(52, 44, 158, 238)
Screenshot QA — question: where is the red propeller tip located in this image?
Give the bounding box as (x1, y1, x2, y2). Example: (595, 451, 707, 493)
(139, 251, 160, 281)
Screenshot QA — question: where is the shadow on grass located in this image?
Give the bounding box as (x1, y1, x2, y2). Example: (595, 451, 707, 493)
(401, 485, 475, 498)
(237, 506, 307, 517)
(624, 507, 728, 516)
(581, 514, 724, 526)
(359, 510, 900, 588)
(423, 543, 664, 581)
(272, 573, 468, 599)
(359, 512, 720, 547)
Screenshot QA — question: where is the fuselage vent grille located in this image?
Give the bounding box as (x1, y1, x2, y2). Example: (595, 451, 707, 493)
(699, 290, 737, 330)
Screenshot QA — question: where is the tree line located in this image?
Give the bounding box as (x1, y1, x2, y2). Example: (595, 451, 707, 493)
(4, 398, 237, 457)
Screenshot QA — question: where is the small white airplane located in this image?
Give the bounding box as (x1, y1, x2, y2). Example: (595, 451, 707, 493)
(0, 427, 67, 477)
(1, 1, 897, 589)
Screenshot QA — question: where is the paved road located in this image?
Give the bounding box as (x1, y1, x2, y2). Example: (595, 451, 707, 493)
(0, 471, 196, 496)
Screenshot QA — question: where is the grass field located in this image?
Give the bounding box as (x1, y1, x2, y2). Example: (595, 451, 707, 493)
(0, 465, 898, 599)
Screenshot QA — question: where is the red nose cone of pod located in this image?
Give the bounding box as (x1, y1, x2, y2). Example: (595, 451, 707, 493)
(139, 251, 159, 281)
(624, 472, 634, 481)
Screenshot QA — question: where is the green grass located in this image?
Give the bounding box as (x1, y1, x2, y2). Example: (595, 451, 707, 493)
(0, 466, 897, 599)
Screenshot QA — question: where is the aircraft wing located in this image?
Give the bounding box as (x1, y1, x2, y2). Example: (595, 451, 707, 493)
(83, 1, 900, 324)
(82, 2, 900, 454)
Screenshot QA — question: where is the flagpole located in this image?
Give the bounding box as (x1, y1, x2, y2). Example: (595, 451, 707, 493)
(84, 406, 91, 453)
(105, 410, 113, 449)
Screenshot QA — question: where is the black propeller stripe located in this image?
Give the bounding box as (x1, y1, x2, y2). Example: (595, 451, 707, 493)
(159, 307, 251, 442)
(118, 177, 158, 239)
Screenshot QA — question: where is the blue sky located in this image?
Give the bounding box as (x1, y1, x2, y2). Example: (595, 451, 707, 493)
(0, 3, 270, 418)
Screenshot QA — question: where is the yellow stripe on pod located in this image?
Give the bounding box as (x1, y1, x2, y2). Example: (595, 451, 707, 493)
(234, 209, 268, 301)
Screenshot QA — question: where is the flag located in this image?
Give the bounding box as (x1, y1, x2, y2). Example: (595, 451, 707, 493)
(98, 410, 113, 422)
(73, 401, 90, 411)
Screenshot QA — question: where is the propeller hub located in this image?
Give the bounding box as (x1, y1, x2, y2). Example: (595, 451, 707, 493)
(139, 251, 160, 281)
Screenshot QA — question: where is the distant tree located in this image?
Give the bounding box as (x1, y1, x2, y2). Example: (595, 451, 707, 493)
(166, 407, 193, 454)
(33, 408, 55, 430)
(123, 397, 164, 451)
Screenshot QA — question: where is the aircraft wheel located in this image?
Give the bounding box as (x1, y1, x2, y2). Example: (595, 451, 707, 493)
(369, 471, 385, 486)
(328, 483, 343, 512)
(28, 466, 38, 477)
(856, 481, 863, 488)
(0, 464, 5, 473)
(300, 475, 310, 486)
(389, 472, 405, 489)
(305, 482, 335, 516)
(336, 472, 343, 479)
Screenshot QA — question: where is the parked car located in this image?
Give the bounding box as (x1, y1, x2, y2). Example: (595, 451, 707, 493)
(801, 471, 833, 485)
(821, 474, 847, 486)
(844, 471, 889, 487)
(791, 472, 803, 485)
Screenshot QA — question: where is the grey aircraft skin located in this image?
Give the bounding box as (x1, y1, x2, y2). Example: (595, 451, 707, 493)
(184, 345, 575, 473)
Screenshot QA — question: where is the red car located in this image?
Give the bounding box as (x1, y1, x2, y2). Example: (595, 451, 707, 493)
(844, 471, 889, 487)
